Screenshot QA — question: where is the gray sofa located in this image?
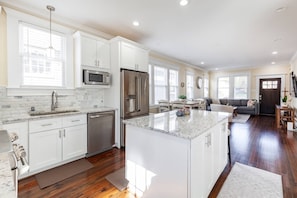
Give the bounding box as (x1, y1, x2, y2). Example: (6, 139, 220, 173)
(205, 98, 259, 115)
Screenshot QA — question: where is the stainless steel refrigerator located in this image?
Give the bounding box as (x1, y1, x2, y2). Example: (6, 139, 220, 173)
(120, 69, 149, 146)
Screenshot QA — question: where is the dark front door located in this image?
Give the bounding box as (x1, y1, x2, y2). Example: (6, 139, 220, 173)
(259, 78, 281, 115)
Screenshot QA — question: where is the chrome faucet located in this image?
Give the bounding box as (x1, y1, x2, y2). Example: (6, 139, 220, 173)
(51, 90, 58, 111)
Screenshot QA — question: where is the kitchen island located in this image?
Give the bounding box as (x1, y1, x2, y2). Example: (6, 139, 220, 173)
(124, 109, 230, 198)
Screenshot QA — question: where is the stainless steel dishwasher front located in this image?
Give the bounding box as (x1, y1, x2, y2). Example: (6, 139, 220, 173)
(87, 111, 115, 157)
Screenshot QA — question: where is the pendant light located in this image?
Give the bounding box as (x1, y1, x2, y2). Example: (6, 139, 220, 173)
(46, 5, 55, 57)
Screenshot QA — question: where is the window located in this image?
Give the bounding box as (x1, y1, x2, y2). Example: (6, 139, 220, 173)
(149, 63, 179, 104)
(186, 73, 194, 99)
(204, 78, 209, 98)
(169, 70, 179, 101)
(234, 76, 248, 99)
(262, 80, 278, 89)
(217, 74, 250, 99)
(218, 77, 230, 98)
(20, 23, 66, 87)
(154, 66, 168, 104)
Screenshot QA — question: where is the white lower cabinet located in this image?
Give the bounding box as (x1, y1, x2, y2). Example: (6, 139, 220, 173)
(29, 129, 62, 171)
(126, 118, 228, 198)
(191, 122, 228, 198)
(63, 124, 87, 161)
(29, 114, 87, 172)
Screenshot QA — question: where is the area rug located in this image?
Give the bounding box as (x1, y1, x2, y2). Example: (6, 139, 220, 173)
(105, 167, 129, 191)
(218, 162, 283, 198)
(232, 114, 250, 123)
(35, 159, 93, 189)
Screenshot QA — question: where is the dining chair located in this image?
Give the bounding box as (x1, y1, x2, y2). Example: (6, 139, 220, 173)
(158, 100, 170, 112)
(171, 100, 186, 109)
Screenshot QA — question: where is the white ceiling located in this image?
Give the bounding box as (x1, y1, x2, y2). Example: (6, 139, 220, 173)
(1, 0, 297, 70)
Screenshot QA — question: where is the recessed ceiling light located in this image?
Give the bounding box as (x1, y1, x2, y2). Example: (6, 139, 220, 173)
(180, 0, 189, 6)
(272, 51, 278, 55)
(275, 6, 287, 13)
(271, 62, 276, 65)
(201, 61, 205, 65)
(133, 20, 140, 26)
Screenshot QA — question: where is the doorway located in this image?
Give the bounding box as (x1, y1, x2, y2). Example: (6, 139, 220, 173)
(259, 78, 281, 115)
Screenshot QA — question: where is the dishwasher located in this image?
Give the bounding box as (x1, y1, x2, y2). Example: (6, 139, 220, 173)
(86, 111, 115, 157)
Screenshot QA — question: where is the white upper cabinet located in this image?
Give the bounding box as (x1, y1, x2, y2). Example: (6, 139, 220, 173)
(111, 37, 149, 72)
(74, 31, 110, 71)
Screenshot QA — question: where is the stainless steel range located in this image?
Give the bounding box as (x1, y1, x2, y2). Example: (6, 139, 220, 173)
(0, 130, 29, 197)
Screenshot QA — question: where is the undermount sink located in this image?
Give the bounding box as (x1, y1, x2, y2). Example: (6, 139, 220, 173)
(29, 110, 79, 116)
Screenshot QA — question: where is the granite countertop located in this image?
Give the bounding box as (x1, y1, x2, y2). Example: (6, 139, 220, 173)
(123, 109, 230, 139)
(1, 106, 117, 124)
(0, 153, 16, 198)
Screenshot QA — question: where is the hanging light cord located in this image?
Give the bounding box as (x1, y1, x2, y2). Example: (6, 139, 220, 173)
(47, 5, 55, 49)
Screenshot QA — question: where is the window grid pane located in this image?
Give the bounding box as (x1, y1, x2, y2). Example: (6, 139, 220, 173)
(169, 69, 178, 101)
(204, 78, 209, 98)
(20, 23, 66, 87)
(218, 77, 229, 98)
(234, 76, 248, 99)
(149, 65, 179, 104)
(186, 74, 194, 99)
(262, 81, 278, 89)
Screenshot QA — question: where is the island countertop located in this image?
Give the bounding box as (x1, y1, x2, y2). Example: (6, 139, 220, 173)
(123, 109, 230, 139)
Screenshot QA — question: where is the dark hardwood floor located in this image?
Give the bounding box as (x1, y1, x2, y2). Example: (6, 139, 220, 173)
(18, 115, 297, 198)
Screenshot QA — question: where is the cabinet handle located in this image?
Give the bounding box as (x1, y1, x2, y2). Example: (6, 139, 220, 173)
(205, 134, 211, 147)
(71, 120, 80, 122)
(205, 135, 209, 145)
(63, 129, 66, 137)
(41, 123, 53, 127)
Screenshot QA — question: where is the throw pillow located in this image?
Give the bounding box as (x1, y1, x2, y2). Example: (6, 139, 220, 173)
(247, 99, 255, 107)
(212, 99, 220, 104)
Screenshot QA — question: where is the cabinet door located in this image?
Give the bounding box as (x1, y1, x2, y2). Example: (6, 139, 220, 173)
(120, 42, 136, 70)
(191, 131, 214, 198)
(190, 134, 206, 198)
(212, 127, 222, 180)
(29, 129, 62, 172)
(204, 132, 214, 195)
(96, 40, 110, 70)
(62, 124, 87, 161)
(135, 47, 148, 72)
(220, 123, 228, 171)
(81, 36, 97, 67)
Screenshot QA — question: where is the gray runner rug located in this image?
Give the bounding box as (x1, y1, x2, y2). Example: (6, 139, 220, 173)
(35, 159, 93, 189)
(105, 167, 129, 191)
(218, 162, 283, 198)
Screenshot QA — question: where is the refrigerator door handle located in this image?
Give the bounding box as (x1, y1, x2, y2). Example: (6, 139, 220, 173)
(137, 75, 141, 112)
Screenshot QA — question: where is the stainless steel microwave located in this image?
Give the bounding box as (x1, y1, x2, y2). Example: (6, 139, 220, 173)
(83, 69, 111, 85)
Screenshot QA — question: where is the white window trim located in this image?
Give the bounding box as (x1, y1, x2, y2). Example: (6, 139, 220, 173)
(255, 74, 285, 101)
(203, 77, 209, 98)
(216, 72, 251, 99)
(149, 61, 180, 104)
(186, 71, 194, 99)
(5, 7, 74, 96)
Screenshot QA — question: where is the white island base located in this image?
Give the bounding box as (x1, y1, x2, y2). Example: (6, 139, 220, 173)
(125, 117, 228, 198)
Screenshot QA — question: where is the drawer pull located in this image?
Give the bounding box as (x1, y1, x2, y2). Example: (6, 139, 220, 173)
(41, 123, 53, 127)
(71, 120, 81, 122)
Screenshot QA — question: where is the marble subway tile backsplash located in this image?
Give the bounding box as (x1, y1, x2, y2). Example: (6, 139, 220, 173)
(0, 87, 104, 119)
